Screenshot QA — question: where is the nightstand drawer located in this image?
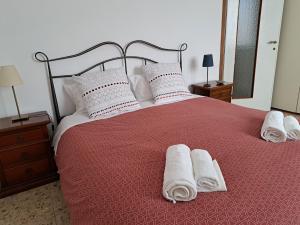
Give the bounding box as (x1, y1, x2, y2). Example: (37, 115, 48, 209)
(217, 96, 232, 103)
(0, 142, 50, 168)
(193, 87, 209, 96)
(4, 158, 51, 186)
(210, 87, 232, 98)
(0, 127, 47, 148)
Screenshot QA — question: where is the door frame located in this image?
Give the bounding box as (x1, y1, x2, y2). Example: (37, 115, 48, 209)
(219, 0, 263, 100)
(219, 0, 228, 81)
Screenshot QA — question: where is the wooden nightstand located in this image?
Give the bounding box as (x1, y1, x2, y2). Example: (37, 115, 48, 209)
(0, 111, 58, 198)
(191, 80, 233, 103)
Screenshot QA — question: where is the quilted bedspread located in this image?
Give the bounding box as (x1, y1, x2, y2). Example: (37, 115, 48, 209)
(56, 97, 300, 225)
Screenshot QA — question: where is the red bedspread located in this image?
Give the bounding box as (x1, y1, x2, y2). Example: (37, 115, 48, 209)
(56, 97, 300, 225)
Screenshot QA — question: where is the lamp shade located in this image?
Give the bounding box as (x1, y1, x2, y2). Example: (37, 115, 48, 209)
(202, 54, 214, 67)
(0, 65, 23, 87)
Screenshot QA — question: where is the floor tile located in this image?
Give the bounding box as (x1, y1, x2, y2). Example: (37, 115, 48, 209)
(50, 181, 70, 225)
(54, 207, 70, 225)
(0, 181, 70, 225)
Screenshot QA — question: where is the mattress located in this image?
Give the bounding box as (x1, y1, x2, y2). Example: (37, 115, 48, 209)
(56, 97, 300, 225)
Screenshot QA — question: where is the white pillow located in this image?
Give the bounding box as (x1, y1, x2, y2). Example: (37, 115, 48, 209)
(128, 74, 153, 102)
(63, 79, 86, 113)
(74, 68, 140, 119)
(143, 63, 192, 104)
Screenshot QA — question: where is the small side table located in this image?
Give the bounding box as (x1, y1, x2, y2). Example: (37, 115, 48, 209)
(191, 80, 233, 103)
(0, 111, 58, 198)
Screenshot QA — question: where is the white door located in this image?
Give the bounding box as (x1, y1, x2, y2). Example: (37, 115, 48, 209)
(224, 0, 285, 111)
(271, 0, 300, 113)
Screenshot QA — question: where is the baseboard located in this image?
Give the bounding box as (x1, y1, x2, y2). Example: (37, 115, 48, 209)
(271, 107, 300, 115)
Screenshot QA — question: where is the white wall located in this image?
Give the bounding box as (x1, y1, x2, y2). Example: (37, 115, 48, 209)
(0, 0, 222, 119)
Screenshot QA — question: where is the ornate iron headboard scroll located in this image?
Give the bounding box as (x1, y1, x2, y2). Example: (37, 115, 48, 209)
(34, 41, 126, 123)
(124, 40, 188, 71)
(35, 40, 188, 124)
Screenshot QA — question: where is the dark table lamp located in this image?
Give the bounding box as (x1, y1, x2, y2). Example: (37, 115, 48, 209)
(202, 54, 214, 87)
(0, 65, 29, 123)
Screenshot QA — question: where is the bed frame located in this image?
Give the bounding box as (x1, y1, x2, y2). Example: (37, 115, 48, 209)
(35, 40, 188, 123)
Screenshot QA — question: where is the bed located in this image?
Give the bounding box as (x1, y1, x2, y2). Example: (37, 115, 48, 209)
(35, 41, 300, 225)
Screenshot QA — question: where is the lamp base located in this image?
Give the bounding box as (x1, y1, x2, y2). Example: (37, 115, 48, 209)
(216, 80, 225, 86)
(12, 115, 29, 123)
(203, 83, 211, 87)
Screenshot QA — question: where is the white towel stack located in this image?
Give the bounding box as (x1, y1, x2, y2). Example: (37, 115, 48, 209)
(261, 111, 287, 143)
(261, 111, 300, 143)
(284, 116, 300, 140)
(162, 144, 226, 203)
(162, 144, 197, 203)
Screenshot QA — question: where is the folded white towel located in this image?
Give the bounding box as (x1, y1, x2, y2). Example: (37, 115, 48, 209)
(261, 111, 287, 143)
(191, 149, 227, 192)
(284, 116, 300, 140)
(213, 160, 227, 191)
(162, 144, 197, 203)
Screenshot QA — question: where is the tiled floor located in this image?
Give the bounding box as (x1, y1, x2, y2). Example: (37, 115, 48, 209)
(0, 181, 70, 225)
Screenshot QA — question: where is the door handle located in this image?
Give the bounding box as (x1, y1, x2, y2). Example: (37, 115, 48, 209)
(267, 41, 278, 44)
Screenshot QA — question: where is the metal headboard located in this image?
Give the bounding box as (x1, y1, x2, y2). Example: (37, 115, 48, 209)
(124, 40, 188, 70)
(35, 40, 188, 123)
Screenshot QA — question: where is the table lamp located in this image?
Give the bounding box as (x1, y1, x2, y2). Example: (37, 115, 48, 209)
(202, 54, 214, 87)
(0, 65, 28, 122)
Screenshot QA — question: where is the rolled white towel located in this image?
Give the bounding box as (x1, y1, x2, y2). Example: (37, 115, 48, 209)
(284, 116, 300, 140)
(162, 144, 197, 203)
(261, 111, 287, 143)
(191, 149, 227, 192)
